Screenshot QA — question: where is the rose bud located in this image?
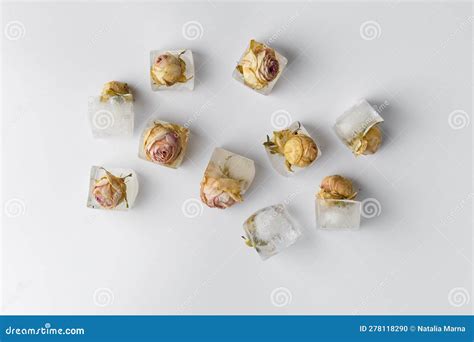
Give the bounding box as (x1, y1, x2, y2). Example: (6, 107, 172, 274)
(334, 100, 384, 156)
(143, 122, 189, 167)
(200, 175, 243, 209)
(151, 52, 188, 87)
(100, 81, 133, 102)
(356, 124, 382, 155)
(200, 148, 254, 209)
(264, 123, 318, 172)
(93, 168, 131, 209)
(283, 135, 318, 170)
(237, 40, 280, 90)
(318, 175, 357, 200)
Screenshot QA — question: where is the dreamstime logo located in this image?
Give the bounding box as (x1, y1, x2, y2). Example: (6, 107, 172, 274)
(361, 198, 382, 219)
(434, 16, 474, 56)
(182, 21, 203, 40)
(4, 198, 26, 218)
(448, 287, 470, 307)
(93, 288, 114, 307)
(181, 198, 203, 218)
(270, 287, 292, 307)
(448, 110, 470, 130)
(270, 110, 292, 130)
(184, 99, 213, 129)
(266, 12, 300, 45)
(360, 21, 381, 41)
(440, 193, 473, 226)
(373, 100, 390, 114)
(92, 110, 115, 130)
(4, 21, 25, 41)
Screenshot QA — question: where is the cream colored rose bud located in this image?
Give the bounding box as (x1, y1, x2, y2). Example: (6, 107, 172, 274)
(149, 50, 194, 91)
(233, 39, 287, 95)
(139, 119, 189, 169)
(151, 52, 188, 87)
(87, 166, 139, 211)
(100, 81, 133, 102)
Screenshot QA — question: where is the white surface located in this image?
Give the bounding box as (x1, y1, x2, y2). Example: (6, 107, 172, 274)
(1, 1, 472, 315)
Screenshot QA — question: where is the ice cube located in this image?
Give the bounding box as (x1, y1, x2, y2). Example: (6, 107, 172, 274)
(86, 166, 139, 211)
(88, 96, 134, 138)
(200, 148, 255, 209)
(232, 40, 287, 95)
(243, 204, 301, 260)
(150, 49, 194, 91)
(334, 99, 383, 147)
(315, 197, 361, 229)
(206, 148, 255, 193)
(264, 121, 321, 177)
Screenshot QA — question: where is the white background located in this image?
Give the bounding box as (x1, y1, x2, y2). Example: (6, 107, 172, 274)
(1, 1, 472, 315)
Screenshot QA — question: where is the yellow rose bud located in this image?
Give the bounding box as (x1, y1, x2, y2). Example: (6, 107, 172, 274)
(362, 124, 382, 155)
(351, 124, 382, 155)
(283, 135, 318, 168)
(263, 123, 318, 172)
(100, 81, 133, 102)
(318, 175, 357, 200)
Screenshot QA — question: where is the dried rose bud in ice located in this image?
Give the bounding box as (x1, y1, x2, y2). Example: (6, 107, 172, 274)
(200, 176, 243, 209)
(350, 124, 382, 156)
(151, 52, 188, 87)
(93, 169, 131, 209)
(200, 148, 254, 209)
(264, 123, 318, 172)
(236, 40, 279, 90)
(100, 81, 133, 102)
(284, 135, 318, 169)
(318, 175, 357, 200)
(143, 122, 188, 166)
(200, 160, 245, 209)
